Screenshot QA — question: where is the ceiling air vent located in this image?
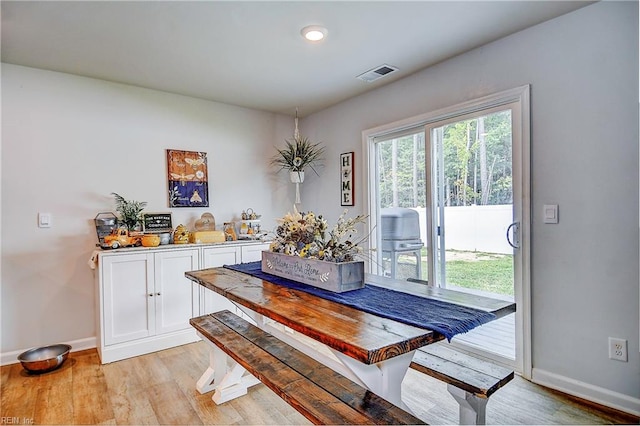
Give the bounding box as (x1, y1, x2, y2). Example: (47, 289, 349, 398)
(357, 64, 399, 83)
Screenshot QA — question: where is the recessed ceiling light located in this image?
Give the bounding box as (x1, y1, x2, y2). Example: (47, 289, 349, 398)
(301, 25, 327, 42)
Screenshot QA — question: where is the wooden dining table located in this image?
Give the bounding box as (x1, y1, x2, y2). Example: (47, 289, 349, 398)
(185, 266, 515, 409)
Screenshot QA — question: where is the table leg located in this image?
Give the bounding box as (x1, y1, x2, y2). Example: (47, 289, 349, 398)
(235, 305, 415, 411)
(332, 349, 415, 411)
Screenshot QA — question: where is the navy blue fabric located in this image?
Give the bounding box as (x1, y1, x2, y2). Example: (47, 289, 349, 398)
(224, 261, 496, 341)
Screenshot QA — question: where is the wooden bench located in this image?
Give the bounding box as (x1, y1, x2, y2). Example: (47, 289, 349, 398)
(410, 343, 514, 425)
(190, 310, 425, 425)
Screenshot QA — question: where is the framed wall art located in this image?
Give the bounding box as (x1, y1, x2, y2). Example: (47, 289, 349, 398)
(166, 149, 209, 208)
(340, 152, 354, 206)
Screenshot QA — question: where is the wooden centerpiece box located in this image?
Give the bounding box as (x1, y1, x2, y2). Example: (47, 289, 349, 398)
(261, 251, 364, 293)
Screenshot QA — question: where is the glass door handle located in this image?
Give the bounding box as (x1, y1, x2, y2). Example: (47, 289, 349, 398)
(507, 221, 520, 249)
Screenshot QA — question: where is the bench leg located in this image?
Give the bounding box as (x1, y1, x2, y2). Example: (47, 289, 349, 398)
(196, 332, 260, 403)
(447, 385, 488, 425)
(212, 355, 260, 404)
(196, 332, 229, 393)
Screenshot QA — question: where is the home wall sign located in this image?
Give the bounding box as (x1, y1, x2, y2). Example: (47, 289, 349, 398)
(167, 149, 209, 207)
(340, 152, 354, 206)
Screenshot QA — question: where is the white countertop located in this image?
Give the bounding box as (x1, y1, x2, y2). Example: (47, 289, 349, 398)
(95, 238, 272, 255)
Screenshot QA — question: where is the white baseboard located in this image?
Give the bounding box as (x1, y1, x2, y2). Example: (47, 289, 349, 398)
(532, 368, 640, 417)
(1, 336, 97, 366)
(97, 331, 199, 364)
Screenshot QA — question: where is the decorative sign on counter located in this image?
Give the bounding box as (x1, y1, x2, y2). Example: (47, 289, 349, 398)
(142, 212, 173, 233)
(262, 251, 364, 293)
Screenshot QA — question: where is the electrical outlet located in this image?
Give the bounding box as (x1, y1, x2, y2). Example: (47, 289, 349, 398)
(608, 337, 628, 362)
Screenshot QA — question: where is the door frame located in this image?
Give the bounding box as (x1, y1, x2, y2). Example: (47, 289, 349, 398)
(362, 85, 531, 377)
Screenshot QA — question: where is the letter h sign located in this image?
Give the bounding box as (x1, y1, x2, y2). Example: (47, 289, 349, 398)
(340, 152, 354, 206)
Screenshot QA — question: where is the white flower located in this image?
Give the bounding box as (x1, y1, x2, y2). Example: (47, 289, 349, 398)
(270, 208, 367, 262)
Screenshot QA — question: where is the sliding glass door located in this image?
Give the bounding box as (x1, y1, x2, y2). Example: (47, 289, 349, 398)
(365, 86, 530, 375)
(427, 108, 514, 293)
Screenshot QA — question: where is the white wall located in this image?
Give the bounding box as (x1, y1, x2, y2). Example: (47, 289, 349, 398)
(0, 64, 297, 353)
(300, 0, 639, 410)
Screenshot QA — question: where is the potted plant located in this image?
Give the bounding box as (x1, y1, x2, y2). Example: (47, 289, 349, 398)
(112, 192, 147, 232)
(271, 136, 325, 183)
(271, 110, 325, 183)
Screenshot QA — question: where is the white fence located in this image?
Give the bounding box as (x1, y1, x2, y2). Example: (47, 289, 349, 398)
(413, 205, 513, 255)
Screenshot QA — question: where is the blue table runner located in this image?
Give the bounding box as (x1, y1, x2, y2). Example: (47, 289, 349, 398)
(224, 261, 496, 341)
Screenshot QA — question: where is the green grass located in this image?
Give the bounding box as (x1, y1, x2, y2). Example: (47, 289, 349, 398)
(446, 255, 514, 296)
(419, 250, 514, 296)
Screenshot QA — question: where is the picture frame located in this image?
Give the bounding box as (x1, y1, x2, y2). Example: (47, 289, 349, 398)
(166, 149, 209, 207)
(142, 212, 173, 234)
(340, 152, 355, 206)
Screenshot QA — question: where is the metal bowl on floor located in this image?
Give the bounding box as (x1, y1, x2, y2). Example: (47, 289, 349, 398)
(18, 344, 71, 374)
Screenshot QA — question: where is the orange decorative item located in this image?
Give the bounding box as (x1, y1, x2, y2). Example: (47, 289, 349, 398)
(223, 222, 237, 241)
(189, 230, 225, 244)
(103, 228, 142, 249)
(173, 224, 190, 244)
(141, 234, 161, 247)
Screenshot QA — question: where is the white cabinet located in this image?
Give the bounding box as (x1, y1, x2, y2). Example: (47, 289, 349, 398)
(202, 245, 241, 268)
(96, 241, 270, 364)
(102, 252, 153, 346)
(241, 242, 271, 262)
(200, 245, 241, 315)
(154, 250, 200, 335)
(97, 248, 200, 363)
(199, 242, 270, 315)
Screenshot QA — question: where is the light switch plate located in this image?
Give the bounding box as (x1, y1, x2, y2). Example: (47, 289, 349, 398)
(543, 204, 558, 224)
(38, 212, 52, 228)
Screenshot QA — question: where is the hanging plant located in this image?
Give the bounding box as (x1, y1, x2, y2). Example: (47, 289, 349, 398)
(112, 192, 147, 231)
(270, 109, 325, 176)
(271, 136, 325, 175)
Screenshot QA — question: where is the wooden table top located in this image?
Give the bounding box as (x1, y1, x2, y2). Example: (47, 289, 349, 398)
(185, 267, 516, 365)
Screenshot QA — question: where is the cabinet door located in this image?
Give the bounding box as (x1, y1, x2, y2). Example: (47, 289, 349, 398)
(241, 242, 271, 263)
(102, 253, 155, 345)
(202, 246, 241, 268)
(201, 246, 241, 314)
(154, 249, 200, 335)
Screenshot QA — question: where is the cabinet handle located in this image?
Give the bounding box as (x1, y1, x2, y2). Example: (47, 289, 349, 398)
(156, 292, 161, 296)
(148, 293, 154, 297)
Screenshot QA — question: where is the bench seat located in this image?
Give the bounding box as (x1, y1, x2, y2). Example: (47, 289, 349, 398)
(191, 310, 425, 425)
(410, 343, 514, 425)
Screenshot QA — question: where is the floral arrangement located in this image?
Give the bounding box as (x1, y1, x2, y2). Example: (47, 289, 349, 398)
(269, 207, 367, 263)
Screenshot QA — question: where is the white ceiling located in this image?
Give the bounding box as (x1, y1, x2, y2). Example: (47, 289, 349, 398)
(1, 1, 594, 117)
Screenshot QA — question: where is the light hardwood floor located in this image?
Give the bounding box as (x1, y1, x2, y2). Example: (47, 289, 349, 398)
(1, 342, 637, 425)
